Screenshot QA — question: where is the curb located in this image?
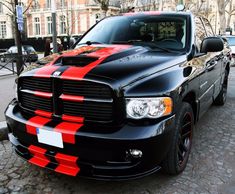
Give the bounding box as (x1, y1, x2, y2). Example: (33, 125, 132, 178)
(0, 121, 8, 141)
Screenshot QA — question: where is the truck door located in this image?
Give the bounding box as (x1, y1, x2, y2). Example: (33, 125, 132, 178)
(194, 17, 215, 117)
(201, 18, 223, 99)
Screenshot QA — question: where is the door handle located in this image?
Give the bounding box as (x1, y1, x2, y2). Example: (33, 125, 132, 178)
(207, 61, 217, 71)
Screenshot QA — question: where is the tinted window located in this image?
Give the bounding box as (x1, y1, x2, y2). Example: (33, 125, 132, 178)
(76, 15, 187, 51)
(194, 17, 207, 50)
(201, 18, 214, 37)
(226, 37, 235, 46)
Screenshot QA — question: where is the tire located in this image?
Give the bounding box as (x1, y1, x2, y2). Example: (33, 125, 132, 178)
(214, 70, 228, 106)
(162, 102, 194, 175)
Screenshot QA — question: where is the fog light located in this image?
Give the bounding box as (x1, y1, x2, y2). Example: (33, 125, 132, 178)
(129, 149, 143, 158)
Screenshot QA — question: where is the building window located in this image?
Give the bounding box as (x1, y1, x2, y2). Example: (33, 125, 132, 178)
(0, 21, 7, 38)
(0, 3, 3, 14)
(60, 0, 66, 8)
(34, 17, 40, 35)
(46, 0, 51, 8)
(60, 15, 66, 34)
(32, 0, 40, 11)
(47, 16, 52, 34)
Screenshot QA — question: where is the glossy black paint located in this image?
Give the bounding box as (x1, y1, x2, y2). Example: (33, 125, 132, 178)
(5, 12, 231, 179)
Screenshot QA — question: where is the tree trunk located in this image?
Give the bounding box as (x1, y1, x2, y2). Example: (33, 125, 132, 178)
(227, 0, 233, 28)
(14, 0, 24, 75)
(217, 0, 227, 34)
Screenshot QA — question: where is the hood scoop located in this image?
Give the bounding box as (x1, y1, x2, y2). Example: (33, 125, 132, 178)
(61, 56, 99, 67)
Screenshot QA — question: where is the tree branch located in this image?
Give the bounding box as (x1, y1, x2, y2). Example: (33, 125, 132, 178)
(0, 1, 14, 14)
(23, 0, 34, 14)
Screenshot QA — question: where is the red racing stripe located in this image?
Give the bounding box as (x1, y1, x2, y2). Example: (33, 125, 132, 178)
(54, 153, 80, 176)
(28, 145, 50, 167)
(34, 91, 53, 98)
(54, 122, 83, 144)
(60, 94, 84, 102)
(62, 115, 84, 123)
(34, 65, 61, 78)
(26, 116, 51, 135)
(61, 45, 131, 80)
(34, 110, 53, 118)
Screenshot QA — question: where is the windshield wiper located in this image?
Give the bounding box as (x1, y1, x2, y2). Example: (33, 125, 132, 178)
(112, 40, 143, 44)
(75, 41, 103, 47)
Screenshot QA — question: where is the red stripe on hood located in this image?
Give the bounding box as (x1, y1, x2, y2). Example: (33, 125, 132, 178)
(61, 45, 131, 80)
(26, 116, 51, 135)
(33, 46, 94, 78)
(28, 145, 50, 167)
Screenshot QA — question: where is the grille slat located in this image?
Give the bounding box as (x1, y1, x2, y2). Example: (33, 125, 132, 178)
(21, 77, 52, 92)
(19, 77, 114, 122)
(20, 93, 52, 112)
(62, 80, 112, 99)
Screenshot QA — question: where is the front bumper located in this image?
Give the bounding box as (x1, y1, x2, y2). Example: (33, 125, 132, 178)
(5, 100, 175, 180)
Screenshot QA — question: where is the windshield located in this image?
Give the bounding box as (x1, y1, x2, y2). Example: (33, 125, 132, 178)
(226, 37, 235, 46)
(76, 15, 187, 51)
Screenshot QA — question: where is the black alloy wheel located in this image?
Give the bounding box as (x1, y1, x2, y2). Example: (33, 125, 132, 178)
(214, 70, 229, 106)
(177, 112, 193, 168)
(162, 102, 194, 175)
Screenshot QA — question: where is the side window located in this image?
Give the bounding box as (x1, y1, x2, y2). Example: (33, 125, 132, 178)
(201, 18, 214, 37)
(194, 17, 207, 52)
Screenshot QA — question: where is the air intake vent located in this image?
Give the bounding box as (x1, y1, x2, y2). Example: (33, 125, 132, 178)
(61, 56, 98, 67)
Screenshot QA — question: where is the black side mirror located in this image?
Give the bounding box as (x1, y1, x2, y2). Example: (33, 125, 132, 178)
(201, 36, 224, 53)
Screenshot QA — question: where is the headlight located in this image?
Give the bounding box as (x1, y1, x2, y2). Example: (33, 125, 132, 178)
(126, 97, 173, 119)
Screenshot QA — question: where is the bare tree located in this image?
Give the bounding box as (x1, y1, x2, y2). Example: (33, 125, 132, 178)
(0, 0, 34, 75)
(217, 0, 230, 34)
(93, 0, 109, 17)
(225, 0, 235, 28)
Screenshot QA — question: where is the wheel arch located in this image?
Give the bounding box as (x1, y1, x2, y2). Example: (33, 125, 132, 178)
(182, 91, 198, 123)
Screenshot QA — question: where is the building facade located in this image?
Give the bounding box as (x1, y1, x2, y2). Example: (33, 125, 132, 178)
(26, 0, 120, 38)
(0, 0, 119, 40)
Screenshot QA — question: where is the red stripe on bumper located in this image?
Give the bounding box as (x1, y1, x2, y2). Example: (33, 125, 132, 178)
(60, 94, 84, 102)
(54, 122, 83, 144)
(34, 110, 53, 118)
(28, 145, 50, 167)
(26, 116, 51, 135)
(55, 153, 80, 176)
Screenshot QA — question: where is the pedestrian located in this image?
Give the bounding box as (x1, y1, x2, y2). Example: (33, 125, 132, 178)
(44, 38, 51, 57)
(57, 38, 63, 52)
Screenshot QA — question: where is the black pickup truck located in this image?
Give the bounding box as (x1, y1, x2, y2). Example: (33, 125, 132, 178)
(5, 11, 231, 180)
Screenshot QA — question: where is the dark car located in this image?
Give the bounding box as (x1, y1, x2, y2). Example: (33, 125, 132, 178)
(0, 45, 38, 62)
(5, 12, 230, 180)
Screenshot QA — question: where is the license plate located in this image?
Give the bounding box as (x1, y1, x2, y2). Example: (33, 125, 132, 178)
(36, 128, 63, 148)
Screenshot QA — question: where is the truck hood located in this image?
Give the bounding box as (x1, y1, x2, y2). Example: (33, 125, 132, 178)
(22, 44, 187, 88)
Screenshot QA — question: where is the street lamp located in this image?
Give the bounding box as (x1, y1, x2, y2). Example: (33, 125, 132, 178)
(51, 0, 57, 53)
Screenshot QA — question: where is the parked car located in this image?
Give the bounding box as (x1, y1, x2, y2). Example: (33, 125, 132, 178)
(222, 35, 235, 65)
(0, 45, 38, 62)
(5, 11, 230, 180)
